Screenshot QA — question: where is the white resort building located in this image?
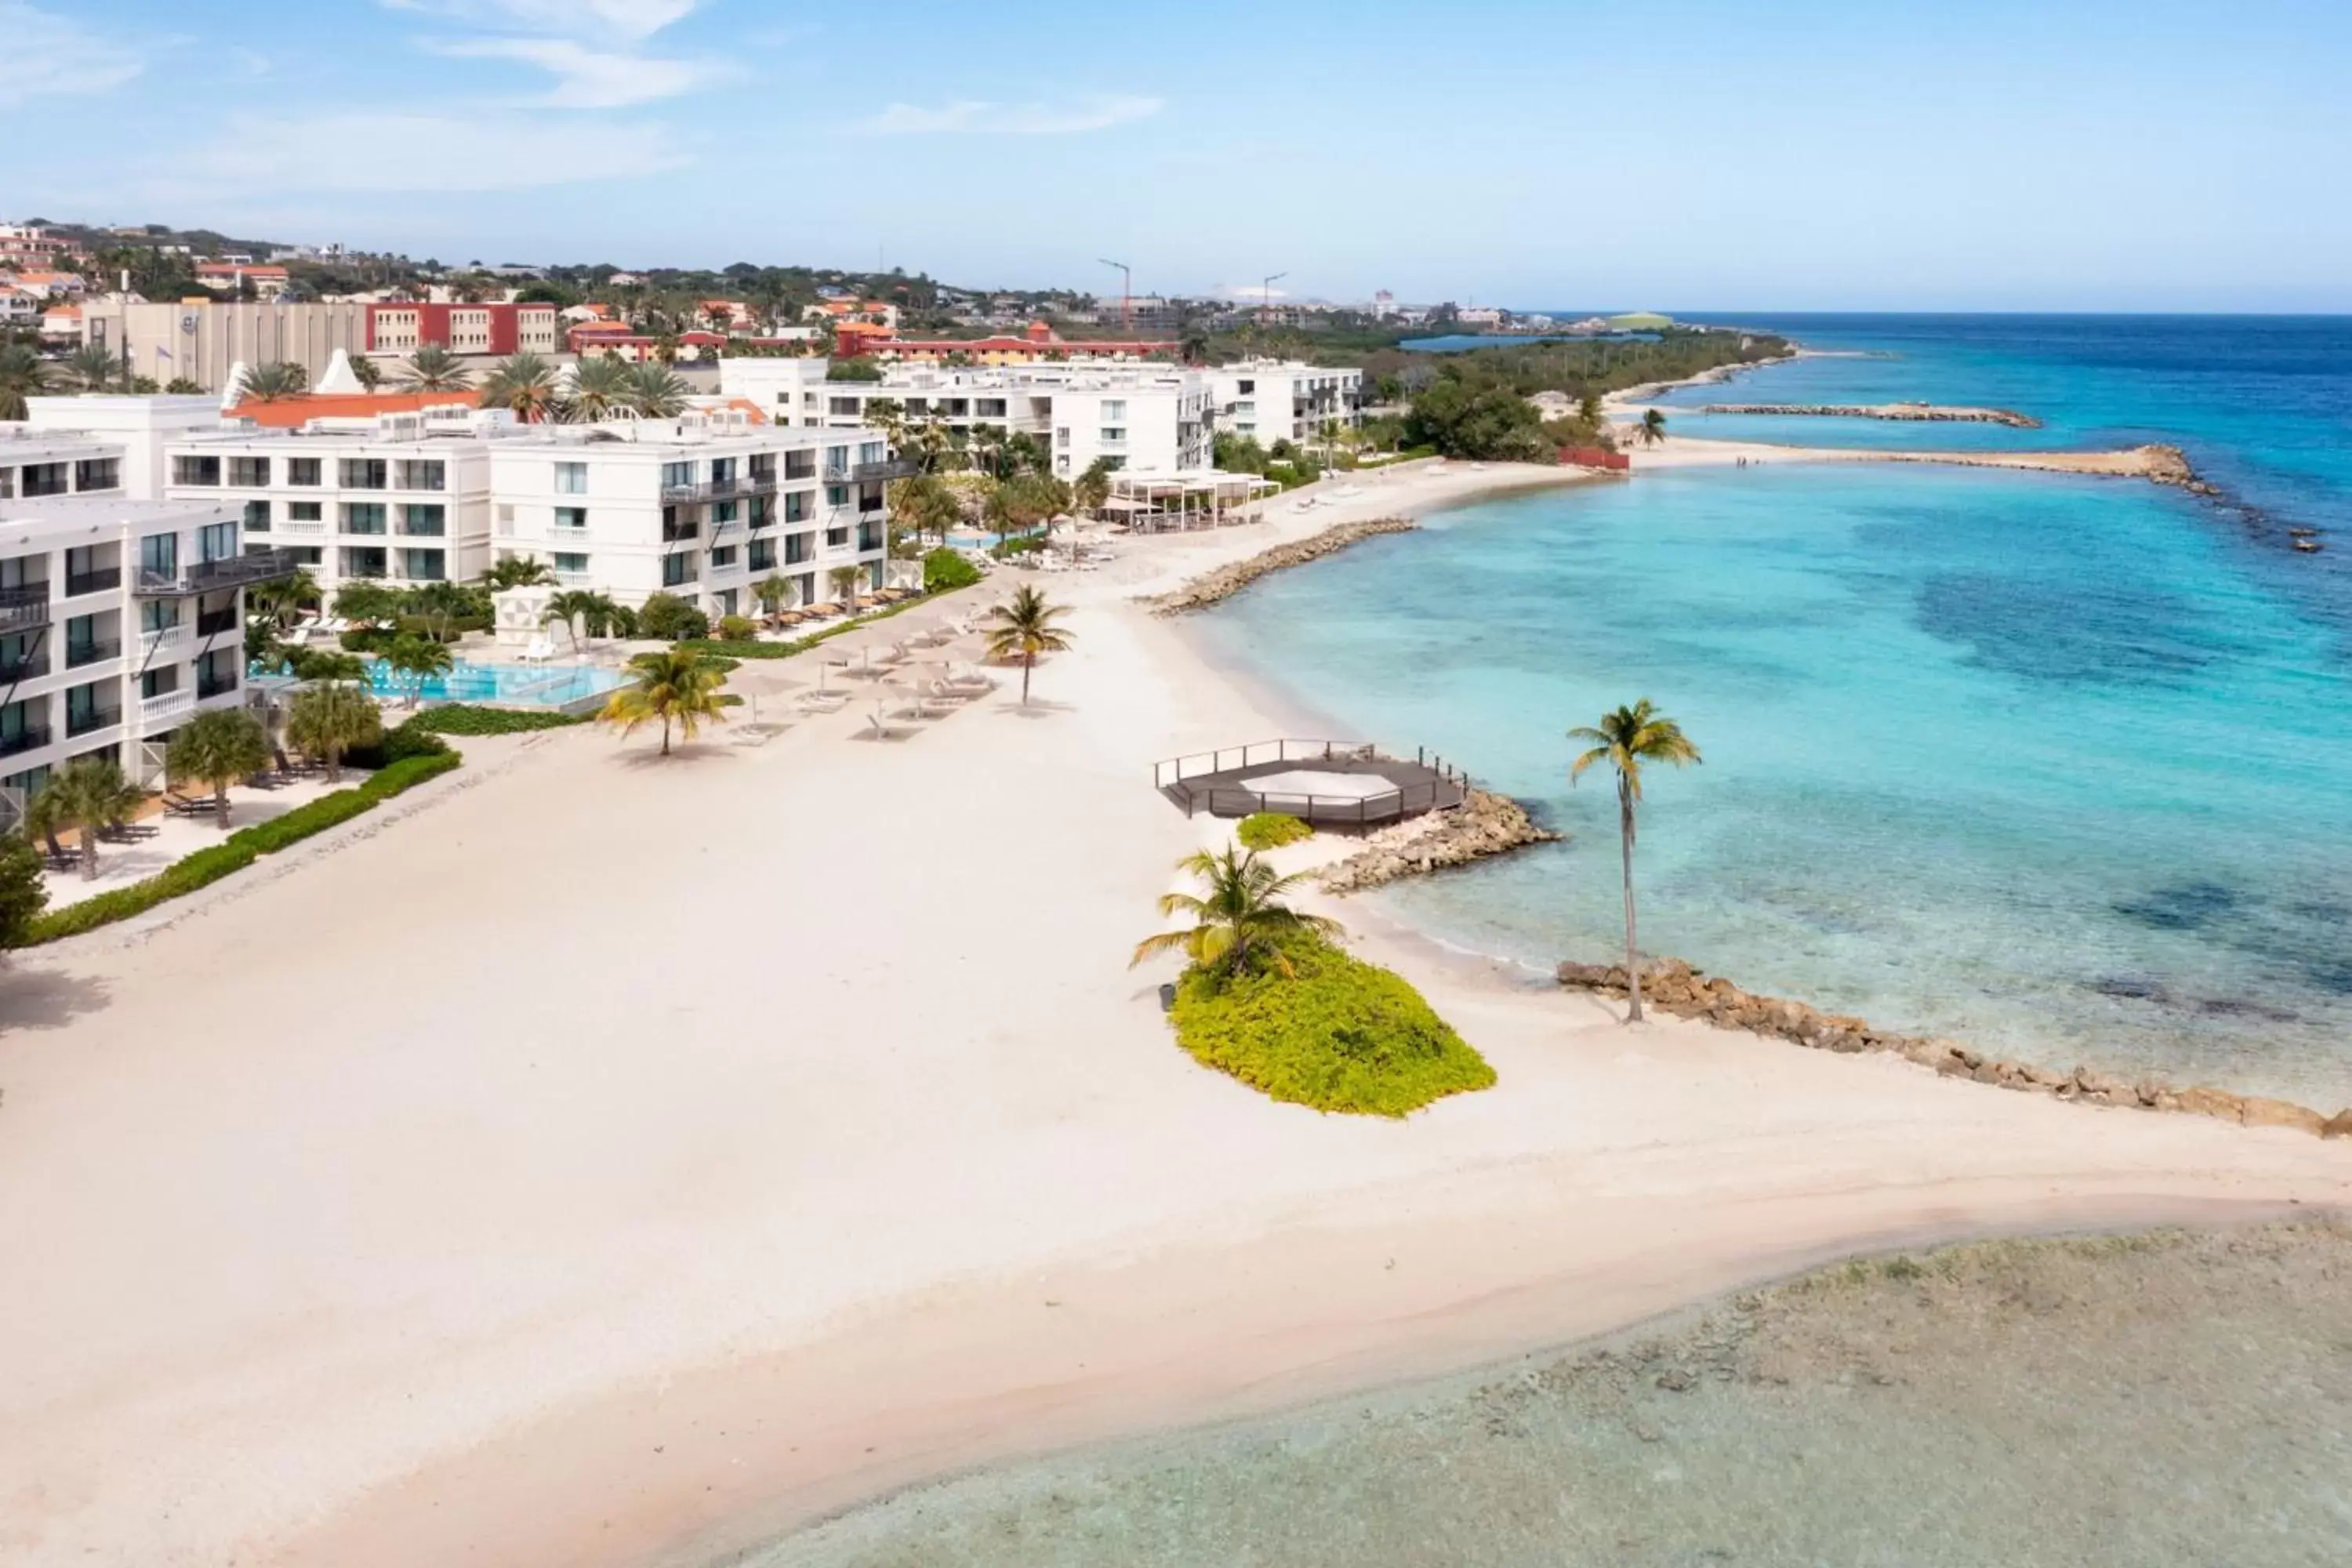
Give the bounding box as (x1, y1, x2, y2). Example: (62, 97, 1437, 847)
(1205, 361, 1366, 448)
(0, 471, 287, 815)
(720, 359, 1218, 477)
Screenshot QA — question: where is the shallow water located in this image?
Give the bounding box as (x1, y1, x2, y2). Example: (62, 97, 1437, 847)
(757, 1224, 2352, 1566)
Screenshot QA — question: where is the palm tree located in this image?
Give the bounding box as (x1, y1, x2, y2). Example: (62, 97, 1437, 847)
(625, 361, 689, 418)
(566, 354, 636, 421)
(827, 564, 864, 615)
(478, 353, 559, 422)
(285, 681, 382, 783)
(405, 580, 473, 642)
(248, 566, 322, 632)
(982, 584, 1075, 706)
(25, 757, 143, 882)
(1639, 408, 1668, 448)
(350, 355, 385, 391)
(597, 647, 728, 756)
(1130, 846, 1344, 980)
(379, 633, 454, 708)
(1072, 458, 1114, 518)
(751, 574, 793, 628)
(540, 588, 603, 650)
(481, 554, 556, 592)
(64, 343, 118, 394)
(166, 708, 274, 830)
(164, 378, 204, 395)
(241, 361, 308, 403)
(0, 343, 49, 419)
(1567, 700, 1702, 1023)
(395, 345, 474, 393)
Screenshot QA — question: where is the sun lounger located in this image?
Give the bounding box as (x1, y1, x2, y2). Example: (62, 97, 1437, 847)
(863, 710, 919, 740)
(163, 791, 214, 818)
(795, 689, 849, 713)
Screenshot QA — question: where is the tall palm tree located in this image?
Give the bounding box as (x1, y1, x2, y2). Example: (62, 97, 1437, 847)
(166, 709, 274, 830)
(982, 584, 1074, 706)
(25, 757, 143, 882)
(481, 554, 557, 592)
(1568, 699, 1701, 1023)
(478, 353, 559, 422)
(597, 647, 728, 756)
(240, 361, 308, 403)
(0, 343, 49, 419)
(625, 361, 689, 418)
(379, 633, 454, 709)
(1130, 846, 1344, 980)
(285, 681, 382, 783)
(396, 345, 474, 393)
(248, 566, 321, 632)
(406, 579, 474, 643)
(540, 588, 603, 650)
(1639, 407, 1668, 448)
(64, 343, 118, 394)
(827, 564, 864, 615)
(566, 354, 636, 421)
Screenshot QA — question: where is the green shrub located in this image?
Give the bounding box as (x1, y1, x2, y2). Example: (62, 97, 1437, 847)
(1236, 811, 1313, 851)
(359, 750, 463, 797)
(231, 788, 376, 852)
(716, 613, 758, 641)
(923, 546, 982, 592)
(636, 592, 710, 642)
(405, 705, 586, 736)
(341, 626, 396, 654)
(1169, 933, 1495, 1117)
(989, 532, 1047, 559)
(340, 718, 454, 771)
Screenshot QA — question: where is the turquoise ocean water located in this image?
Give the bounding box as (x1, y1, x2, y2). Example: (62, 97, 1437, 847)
(1201, 317, 2352, 1106)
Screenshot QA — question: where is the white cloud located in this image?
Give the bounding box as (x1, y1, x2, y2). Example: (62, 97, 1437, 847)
(379, 0, 699, 41)
(856, 94, 1165, 137)
(164, 112, 693, 194)
(427, 37, 720, 107)
(0, 1, 143, 107)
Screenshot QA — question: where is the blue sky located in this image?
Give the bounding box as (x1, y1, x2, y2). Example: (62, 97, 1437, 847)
(8, 0, 2350, 310)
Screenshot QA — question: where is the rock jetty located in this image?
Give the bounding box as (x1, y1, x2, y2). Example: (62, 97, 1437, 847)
(1146, 518, 1418, 615)
(1556, 956, 2350, 1139)
(1319, 787, 1558, 894)
(1705, 401, 2042, 428)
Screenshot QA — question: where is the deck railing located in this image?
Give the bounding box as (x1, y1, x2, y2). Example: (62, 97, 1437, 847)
(1152, 739, 1472, 825)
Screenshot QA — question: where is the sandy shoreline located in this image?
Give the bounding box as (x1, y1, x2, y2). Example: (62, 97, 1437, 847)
(2, 459, 2345, 1568)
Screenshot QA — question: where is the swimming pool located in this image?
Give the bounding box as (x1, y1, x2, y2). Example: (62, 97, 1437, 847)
(363, 659, 625, 709)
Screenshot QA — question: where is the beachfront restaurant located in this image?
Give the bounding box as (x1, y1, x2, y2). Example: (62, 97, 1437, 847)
(1102, 470, 1279, 531)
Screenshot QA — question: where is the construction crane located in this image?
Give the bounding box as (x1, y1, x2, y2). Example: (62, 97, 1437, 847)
(1098, 257, 1132, 330)
(1261, 270, 1288, 325)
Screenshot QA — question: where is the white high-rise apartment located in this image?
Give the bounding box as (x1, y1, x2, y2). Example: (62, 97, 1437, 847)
(720, 359, 1217, 477)
(1206, 361, 1365, 448)
(485, 415, 898, 619)
(0, 473, 289, 815)
(162, 407, 501, 594)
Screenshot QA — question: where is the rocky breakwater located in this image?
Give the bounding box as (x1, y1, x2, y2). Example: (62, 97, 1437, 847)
(1556, 956, 2352, 1140)
(1146, 518, 1418, 615)
(1704, 401, 2043, 428)
(1319, 787, 1558, 895)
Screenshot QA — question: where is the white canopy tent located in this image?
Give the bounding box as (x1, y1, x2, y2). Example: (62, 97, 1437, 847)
(1102, 470, 1279, 531)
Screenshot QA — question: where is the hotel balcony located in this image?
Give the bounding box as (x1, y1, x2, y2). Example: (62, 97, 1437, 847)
(851, 458, 920, 482)
(65, 638, 121, 670)
(140, 688, 195, 724)
(0, 585, 53, 632)
(134, 549, 299, 597)
(0, 651, 47, 682)
(0, 724, 53, 758)
(64, 567, 122, 597)
(67, 706, 121, 739)
(660, 474, 779, 503)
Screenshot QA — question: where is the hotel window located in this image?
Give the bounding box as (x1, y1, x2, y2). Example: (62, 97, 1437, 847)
(784, 450, 815, 481)
(554, 461, 588, 495)
(785, 532, 814, 565)
(400, 504, 445, 536)
(1101, 427, 1127, 445)
(978, 398, 1007, 418)
(228, 456, 270, 487)
(340, 546, 388, 579)
(824, 525, 849, 547)
(709, 545, 737, 568)
(140, 533, 178, 580)
(243, 499, 270, 530)
(140, 666, 179, 700)
(281, 546, 324, 565)
(552, 552, 589, 575)
(287, 457, 321, 486)
(140, 598, 181, 635)
(784, 489, 811, 521)
(713, 499, 739, 526)
(828, 397, 862, 417)
(396, 459, 445, 491)
(342, 503, 387, 535)
(661, 554, 695, 586)
(340, 459, 387, 489)
(0, 468, 11, 499)
(74, 457, 121, 492)
(170, 456, 220, 487)
(200, 521, 236, 562)
(748, 537, 776, 571)
(401, 548, 446, 581)
(1102, 401, 1127, 421)
(1236, 379, 1254, 394)
(825, 485, 848, 508)
(1054, 426, 1070, 448)
(554, 506, 587, 532)
(661, 460, 695, 491)
(856, 441, 884, 467)
(289, 501, 322, 523)
(710, 456, 737, 484)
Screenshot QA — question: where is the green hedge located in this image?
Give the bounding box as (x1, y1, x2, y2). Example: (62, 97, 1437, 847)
(1236, 811, 1313, 851)
(341, 717, 456, 771)
(16, 750, 464, 947)
(679, 586, 966, 663)
(405, 705, 587, 735)
(1168, 933, 1496, 1117)
(923, 546, 982, 592)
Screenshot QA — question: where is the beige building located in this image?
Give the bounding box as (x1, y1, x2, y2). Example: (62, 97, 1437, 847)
(80, 299, 372, 395)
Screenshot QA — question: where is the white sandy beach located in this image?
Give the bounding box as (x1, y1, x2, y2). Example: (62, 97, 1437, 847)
(1, 459, 2344, 1568)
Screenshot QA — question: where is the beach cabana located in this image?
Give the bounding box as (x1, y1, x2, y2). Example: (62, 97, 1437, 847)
(1106, 470, 1280, 532)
